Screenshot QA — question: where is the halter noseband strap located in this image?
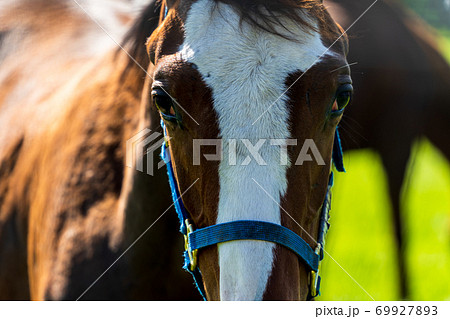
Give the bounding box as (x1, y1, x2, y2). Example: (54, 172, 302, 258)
(160, 120, 344, 300)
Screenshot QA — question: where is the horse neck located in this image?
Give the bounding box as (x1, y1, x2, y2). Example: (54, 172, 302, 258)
(115, 62, 200, 299)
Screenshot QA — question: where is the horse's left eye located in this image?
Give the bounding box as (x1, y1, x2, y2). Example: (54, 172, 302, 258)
(332, 84, 353, 112)
(151, 89, 177, 121)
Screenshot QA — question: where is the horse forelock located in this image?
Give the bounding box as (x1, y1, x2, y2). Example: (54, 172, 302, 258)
(208, 0, 327, 37)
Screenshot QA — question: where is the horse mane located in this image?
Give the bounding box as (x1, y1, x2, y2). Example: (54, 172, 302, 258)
(120, 0, 327, 76)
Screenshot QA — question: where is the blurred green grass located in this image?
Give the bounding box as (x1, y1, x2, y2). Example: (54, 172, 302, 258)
(318, 140, 450, 301)
(437, 29, 450, 63)
(318, 27, 450, 302)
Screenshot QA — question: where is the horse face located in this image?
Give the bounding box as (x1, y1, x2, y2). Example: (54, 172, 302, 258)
(147, 0, 351, 300)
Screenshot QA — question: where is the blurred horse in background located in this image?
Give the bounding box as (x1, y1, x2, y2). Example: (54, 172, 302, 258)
(0, 0, 200, 300)
(328, 0, 450, 299)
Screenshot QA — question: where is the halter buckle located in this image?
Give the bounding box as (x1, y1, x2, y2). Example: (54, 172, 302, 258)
(309, 244, 322, 298)
(184, 219, 198, 272)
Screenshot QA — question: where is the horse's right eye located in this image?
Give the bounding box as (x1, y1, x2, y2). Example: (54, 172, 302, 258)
(151, 89, 177, 122)
(331, 84, 353, 113)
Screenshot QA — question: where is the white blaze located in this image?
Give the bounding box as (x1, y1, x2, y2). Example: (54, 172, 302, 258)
(181, 0, 329, 300)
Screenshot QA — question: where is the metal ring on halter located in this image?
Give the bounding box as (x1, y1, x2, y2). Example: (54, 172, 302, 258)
(309, 243, 322, 298)
(184, 219, 198, 271)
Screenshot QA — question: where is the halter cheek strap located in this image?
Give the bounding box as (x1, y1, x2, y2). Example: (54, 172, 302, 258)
(332, 127, 345, 173)
(160, 130, 208, 299)
(160, 120, 343, 300)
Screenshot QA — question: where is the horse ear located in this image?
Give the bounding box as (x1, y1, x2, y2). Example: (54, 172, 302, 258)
(146, 36, 158, 65)
(147, 0, 178, 64)
(165, 0, 177, 9)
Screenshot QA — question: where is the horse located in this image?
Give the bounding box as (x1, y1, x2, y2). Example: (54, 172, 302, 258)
(327, 0, 450, 300)
(0, 0, 351, 300)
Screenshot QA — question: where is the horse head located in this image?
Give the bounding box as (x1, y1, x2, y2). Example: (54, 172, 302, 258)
(145, 0, 351, 300)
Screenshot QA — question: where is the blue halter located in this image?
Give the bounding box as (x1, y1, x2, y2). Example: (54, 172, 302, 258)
(160, 120, 345, 300)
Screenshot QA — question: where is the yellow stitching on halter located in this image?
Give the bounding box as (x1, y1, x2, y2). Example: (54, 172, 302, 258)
(184, 219, 198, 271)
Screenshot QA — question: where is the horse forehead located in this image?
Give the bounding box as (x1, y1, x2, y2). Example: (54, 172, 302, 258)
(177, 0, 336, 107)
